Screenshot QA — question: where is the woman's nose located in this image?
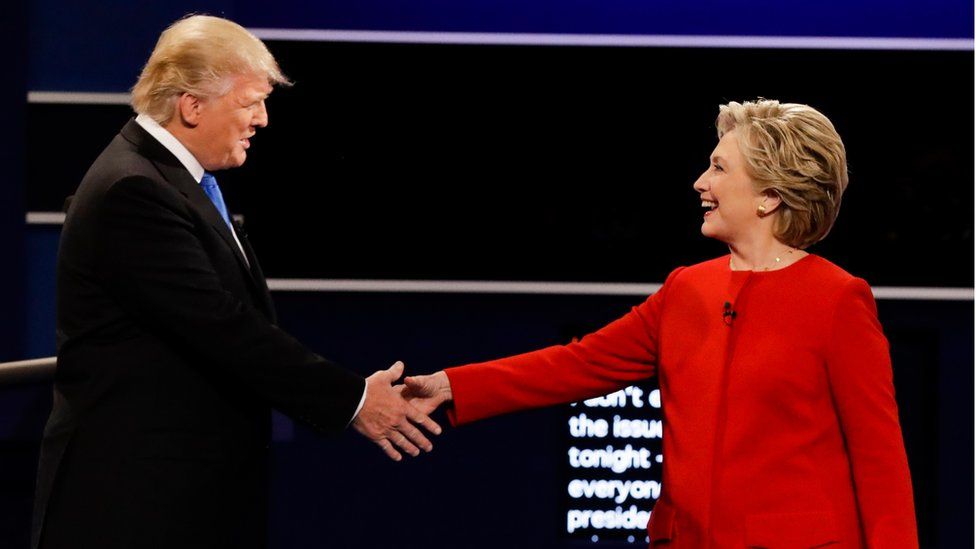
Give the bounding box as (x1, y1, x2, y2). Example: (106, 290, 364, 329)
(693, 172, 708, 193)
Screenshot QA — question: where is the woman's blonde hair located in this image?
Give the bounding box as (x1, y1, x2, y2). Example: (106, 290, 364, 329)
(716, 99, 848, 249)
(131, 15, 291, 124)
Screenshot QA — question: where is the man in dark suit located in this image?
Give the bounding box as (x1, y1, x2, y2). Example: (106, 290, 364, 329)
(32, 15, 438, 549)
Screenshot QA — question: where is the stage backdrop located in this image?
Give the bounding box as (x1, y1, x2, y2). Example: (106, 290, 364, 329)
(11, 2, 974, 548)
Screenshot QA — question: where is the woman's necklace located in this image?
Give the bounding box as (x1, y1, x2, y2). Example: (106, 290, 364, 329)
(730, 248, 797, 272)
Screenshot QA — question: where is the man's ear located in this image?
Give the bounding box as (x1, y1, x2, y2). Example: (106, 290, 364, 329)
(176, 92, 204, 127)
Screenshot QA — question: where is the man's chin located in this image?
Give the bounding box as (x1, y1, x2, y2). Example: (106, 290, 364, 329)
(213, 154, 247, 171)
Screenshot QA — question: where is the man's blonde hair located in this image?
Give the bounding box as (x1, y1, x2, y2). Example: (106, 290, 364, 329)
(131, 15, 291, 124)
(717, 99, 849, 249)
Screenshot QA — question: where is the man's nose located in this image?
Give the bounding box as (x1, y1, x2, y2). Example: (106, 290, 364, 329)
(254, 100, 269, 128)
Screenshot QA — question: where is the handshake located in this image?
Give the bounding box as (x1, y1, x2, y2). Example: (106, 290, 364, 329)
(351, 362, 454, 461)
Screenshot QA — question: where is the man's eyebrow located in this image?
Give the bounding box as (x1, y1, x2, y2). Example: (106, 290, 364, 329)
(242, 92, 269, 104)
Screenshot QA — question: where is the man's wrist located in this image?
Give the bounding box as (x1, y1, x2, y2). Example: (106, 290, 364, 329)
(348, 381, 368, 426)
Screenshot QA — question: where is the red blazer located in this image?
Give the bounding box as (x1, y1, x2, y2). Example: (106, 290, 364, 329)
(446, 255, 917, 548)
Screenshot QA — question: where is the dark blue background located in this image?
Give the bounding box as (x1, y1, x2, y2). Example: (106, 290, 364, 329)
(1, 0, 26, 363)
(235, 0, 974, 38)
(27, 0, 974, 91)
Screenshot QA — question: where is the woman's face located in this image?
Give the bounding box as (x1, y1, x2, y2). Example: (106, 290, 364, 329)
(692, 130, 765, 244)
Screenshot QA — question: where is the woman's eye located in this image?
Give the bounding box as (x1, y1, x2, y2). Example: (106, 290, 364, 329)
(713, 164, 724, 172)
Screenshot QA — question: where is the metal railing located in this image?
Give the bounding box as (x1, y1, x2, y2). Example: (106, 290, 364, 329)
(0, 356, 56, 385)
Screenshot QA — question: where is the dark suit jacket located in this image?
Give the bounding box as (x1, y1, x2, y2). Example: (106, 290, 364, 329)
(32, 119, 366, 549)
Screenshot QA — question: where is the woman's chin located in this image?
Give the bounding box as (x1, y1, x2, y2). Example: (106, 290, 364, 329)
(699, 225, 730, 245)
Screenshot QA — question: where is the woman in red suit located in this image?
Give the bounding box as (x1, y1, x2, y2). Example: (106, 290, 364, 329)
(405, 99, 917, 548)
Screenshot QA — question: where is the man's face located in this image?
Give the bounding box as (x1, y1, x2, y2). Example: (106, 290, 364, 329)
(192, 73, 272, 171)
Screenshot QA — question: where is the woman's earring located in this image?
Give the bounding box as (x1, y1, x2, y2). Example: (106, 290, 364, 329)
(757, 204, 767, 217)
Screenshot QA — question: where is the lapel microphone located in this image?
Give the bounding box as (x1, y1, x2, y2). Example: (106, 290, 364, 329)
(232, 217, 248, 238)
(723, 301, 737, 326)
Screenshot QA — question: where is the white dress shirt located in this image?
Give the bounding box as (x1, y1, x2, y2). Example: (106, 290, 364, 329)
(134, 114, 248, 263)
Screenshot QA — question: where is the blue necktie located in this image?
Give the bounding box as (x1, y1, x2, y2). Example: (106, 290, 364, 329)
(200, 173, 233, 229)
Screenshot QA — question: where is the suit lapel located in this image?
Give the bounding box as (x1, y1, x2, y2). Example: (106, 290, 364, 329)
(232, 220, 277, 321)
(120, 120, 260, 289)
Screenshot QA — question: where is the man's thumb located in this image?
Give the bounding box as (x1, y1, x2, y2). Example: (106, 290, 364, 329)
(386, 360, 405, 381)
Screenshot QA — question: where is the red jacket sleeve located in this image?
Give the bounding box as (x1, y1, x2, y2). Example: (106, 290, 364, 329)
(445, 268, 683, 425)
(824, 278, 918, 547)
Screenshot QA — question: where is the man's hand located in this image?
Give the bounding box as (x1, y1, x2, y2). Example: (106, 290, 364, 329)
(352, 361, 441, 461)
(402, 370, 454, 416)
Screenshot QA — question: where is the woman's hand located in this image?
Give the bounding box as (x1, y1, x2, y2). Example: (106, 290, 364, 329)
(402, 371, 454, 416)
